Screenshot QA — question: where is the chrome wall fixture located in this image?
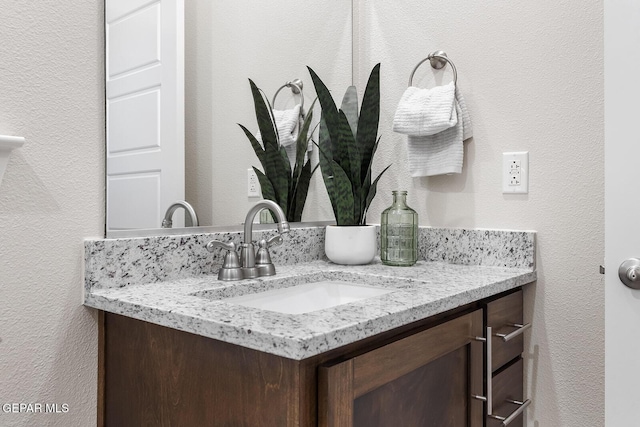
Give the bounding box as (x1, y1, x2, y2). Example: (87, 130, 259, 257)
(161, 200, 199, 228)
(272, 79, 305, 109)
(618, 258, 640, 289)
(408, 50, 458, 87)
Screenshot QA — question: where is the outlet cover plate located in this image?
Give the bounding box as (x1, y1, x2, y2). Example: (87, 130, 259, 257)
(502, 151, 529, 194)
(247, 168, 260, 197)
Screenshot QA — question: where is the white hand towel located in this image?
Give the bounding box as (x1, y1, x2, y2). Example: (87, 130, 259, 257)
(273, 104, 301, 147)
(392, 82, 457, 136)
(256, 104, 304, 168)
(455, 87, 473, 142)
(285, 109, 313, 168)
(403, 87, 473, 177)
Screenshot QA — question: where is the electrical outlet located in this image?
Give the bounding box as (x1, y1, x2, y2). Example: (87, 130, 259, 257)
(503, 152, 529, 194)
(247, 168, 260, 197)
(509, 159, 521, 185)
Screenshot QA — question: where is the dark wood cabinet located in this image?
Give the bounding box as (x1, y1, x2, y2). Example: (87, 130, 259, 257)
(99, 289, 528, 426)
(484, 290, 529, 427)
(319, 309, 484, 427)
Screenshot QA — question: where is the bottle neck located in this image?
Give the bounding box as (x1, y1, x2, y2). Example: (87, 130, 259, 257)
(392, 192, 408, 208)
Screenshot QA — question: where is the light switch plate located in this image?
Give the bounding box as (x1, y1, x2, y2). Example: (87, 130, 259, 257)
(502, 152, 529, 194)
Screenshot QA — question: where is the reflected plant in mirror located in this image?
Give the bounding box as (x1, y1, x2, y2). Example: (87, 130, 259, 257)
(104, 0, 353, 236)
(239, 79, 318, 222)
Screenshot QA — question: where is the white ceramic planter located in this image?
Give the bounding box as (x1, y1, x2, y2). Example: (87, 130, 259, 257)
(324, 225, 377, 265)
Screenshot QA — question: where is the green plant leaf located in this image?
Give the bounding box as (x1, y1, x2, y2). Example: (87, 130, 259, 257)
(337, 110, 360, 182)
(363, 164, 391, 223)
(239, 79, 320, 222)
(279, 145, 292, 180)
(341, 85, 359, 138)
(337, 110, 362, 221)
(361, 135, 381, 184)
(293, 107, 314, 183)
(307, 67, 340, 151)
(291, 162, 316, 222)
(253, 167, 277, 205)
(356, 63, 381, 182)
(249, 79, 279, 151)
(247, 79, 289, 209)
(309, 64, 389, 226)
(260, 140, 288, 206)
(315, 131, 339, 221)
(290, 107, 316, 216)
(328, 159, 356, 225)
(318, 116, 333, 162)
(238, 123, 267, 171)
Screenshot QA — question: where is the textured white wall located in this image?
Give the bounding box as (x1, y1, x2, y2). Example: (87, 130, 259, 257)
(0, 1, 604, 425)
(0, 1, 104, 426)
(357, 1, 604, 426)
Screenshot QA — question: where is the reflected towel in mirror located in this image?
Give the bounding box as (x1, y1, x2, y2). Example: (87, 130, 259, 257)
(256, 104, 311, 168)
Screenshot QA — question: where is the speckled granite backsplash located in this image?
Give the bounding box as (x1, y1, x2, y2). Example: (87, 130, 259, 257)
(85, 226, 535, 291)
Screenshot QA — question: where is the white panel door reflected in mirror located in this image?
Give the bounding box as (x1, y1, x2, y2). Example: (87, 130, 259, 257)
(105, 0, 353, 236)
(106, 0, 185, 233)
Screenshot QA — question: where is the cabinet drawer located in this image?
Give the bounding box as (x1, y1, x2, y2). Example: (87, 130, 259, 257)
(487, 290, 525, 372)
(488, 358, 524, 427)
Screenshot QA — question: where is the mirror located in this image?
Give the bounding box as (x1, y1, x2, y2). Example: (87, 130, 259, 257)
(105, 0, 353, 236)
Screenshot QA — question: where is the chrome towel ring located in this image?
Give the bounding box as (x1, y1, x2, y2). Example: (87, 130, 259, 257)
(408, 50, 458, 87)
(272, 79, 304, 110)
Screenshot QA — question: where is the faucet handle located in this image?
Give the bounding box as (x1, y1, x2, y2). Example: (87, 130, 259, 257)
(255, 239, 278, 277)
(205, 240, 243, 281)
(266, 234, 284, 247)
(206, 240, 235, 252)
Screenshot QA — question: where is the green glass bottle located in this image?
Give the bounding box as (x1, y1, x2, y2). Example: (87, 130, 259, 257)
(380, 191, 418, 266)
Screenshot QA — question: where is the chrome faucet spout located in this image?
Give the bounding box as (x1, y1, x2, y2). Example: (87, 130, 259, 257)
(243, 200, 289, 244)
(240, 200, 290, 279)
(161, 201, 199, 228)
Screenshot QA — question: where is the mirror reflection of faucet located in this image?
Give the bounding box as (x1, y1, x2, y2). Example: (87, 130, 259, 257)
(161, 201, 199, 228)
(206, 200, 290, 281)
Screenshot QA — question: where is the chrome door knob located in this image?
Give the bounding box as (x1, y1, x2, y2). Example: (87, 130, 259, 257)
(618, 258, 640, 289)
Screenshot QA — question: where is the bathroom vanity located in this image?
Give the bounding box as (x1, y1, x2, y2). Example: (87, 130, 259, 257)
(84, 226, 536, 426)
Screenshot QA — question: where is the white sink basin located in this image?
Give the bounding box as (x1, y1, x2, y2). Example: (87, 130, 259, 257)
(222, 280, 393, 314)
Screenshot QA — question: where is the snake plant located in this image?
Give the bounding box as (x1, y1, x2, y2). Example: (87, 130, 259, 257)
(307, 63, 390, 226)
(238, 79, 317, 222)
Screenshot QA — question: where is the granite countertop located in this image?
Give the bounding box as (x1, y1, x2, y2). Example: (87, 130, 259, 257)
(84, 258, 536, 360)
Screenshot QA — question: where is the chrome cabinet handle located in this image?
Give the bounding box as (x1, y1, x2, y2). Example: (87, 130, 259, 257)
(494, 323, 531, 342)
(472, 326, 493, 414)
(488, 399, 531, 426)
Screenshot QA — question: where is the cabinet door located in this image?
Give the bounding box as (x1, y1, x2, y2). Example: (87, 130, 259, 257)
(319, 310, 484, 427)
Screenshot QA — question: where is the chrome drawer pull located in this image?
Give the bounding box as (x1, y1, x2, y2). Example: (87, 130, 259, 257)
(495, 323, 531, 342)
(488, 399, 531, 426)
(471, 327, 493, 414)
